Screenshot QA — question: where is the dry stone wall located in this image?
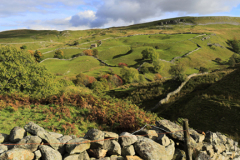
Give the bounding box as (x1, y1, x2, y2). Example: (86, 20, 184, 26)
(0, 120, 239, 160)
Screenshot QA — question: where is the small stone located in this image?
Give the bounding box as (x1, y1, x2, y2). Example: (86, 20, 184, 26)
(34, 150, 42, 160)
(14, 135, 42, 152)
(0, 133, 9, 143)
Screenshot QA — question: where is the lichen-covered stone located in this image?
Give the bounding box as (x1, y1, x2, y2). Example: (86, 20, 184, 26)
(65, 138, 90, 154)
(84, 128, 105, 149)
(120, 132, 137, 147)
(0, 148, 34, 160)
(39, 145, 62, 160)
(14, 135, 42, 152)
(134, 136, 173, 160)
(121, 145, 135, 157)
(9, 127, 27, 143)
(0, 133, 8, 143)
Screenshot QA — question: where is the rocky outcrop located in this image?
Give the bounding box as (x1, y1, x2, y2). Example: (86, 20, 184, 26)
(0, 121, 239, 160)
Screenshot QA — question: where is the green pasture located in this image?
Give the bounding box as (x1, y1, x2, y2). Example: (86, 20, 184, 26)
(41, 56, 101, 76)
(42, 48, 85, 59)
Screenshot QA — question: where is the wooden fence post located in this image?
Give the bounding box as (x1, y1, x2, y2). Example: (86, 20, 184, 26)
(183, 119, 192, 160)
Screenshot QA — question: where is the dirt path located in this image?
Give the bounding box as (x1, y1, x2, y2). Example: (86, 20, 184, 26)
(150, 72, 209, 111)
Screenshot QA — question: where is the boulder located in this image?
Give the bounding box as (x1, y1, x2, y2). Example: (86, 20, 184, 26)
(0, 133, 8, 143)
(195, 151, 211, 160)
(84, 129, 105, 149)
(155, 120, 197, 144)
(104, 131, 119, 140)
(24, 122, 60, 150)
(126, 156, 143, 160)
(0, 148, 34, 160)
(0, 145, 8, 154)
(37, 131, 61, 150)
(120, 132, 137, 147)
(78, 151, 90, 160)
(108, 140, 121, 156)
(87, 148, 108, 158)
(110, 155, 124, 160)
(165, 139, 175, 159)
(103, 139, 112, 151)
(39, 145, 62, 160)
(121, 145, 135, 157)
(133, 129, 158, 141)
(155, 134, 170, 146)
(65, 138, 90, 154)
(172, 148, 186, 160)
(14, 135, 42, 152)
(48, 132, 63, 139)
(134, 136, 173, 160)
(9, 127, 27, 143)
(24, 122, 45, 135)
(57, 135, 72, 155)
(34, 150, 42, 160)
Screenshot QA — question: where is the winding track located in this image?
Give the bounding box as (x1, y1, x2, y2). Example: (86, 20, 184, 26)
(150, 72, 209, 112)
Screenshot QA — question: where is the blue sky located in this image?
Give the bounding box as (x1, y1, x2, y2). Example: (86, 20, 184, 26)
(0, 0, 240, 32)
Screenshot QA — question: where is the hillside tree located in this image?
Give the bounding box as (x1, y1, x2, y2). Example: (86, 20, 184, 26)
(0, 46, 60, 98)
(34, 50, 43, 62)
(141, 47, 159, 61)
(54, 49, 64, 59)
(120, 66, 139, 83)
(153, 60, 164, 73)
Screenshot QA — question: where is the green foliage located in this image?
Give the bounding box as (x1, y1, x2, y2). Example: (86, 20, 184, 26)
(34, 50, 43, 62)
(93, 49, 98, 56)
(140, 63, 151, 74)
(228, 56, 236, 67)
(74, 73, 89, 86)
(141, 47, 159, 61)
(199, 67, 209, 73)
(54, 49, 64, 59)
(232, 37, 240, 54)
(73, 40, 79, 46)
(231, 53, 240, 63)
(91, 79, 109, 93)
(20, 45, 27, 50)
(153, 60, 164, 73)
(169, 64, 185, 81)
(120, 66, 139, 83)
(0, 46, 60, 98)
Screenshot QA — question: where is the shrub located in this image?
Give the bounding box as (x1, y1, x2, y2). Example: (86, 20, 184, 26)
(20, 45, 27, 50)
(118, 62, 128, 67)
(54, 49, 64, 59)
(74, 73, 96, 87)
(229, 56, 236, 67)
(73, 41, 79, 46)
(141, 47, 159, 61)
(0, 46, 60, 98)
(215, 58, 221, 63)
(34, 50, 43, 62)
(169, 64, 185, 81)
(199, 67, 209, 73)
(75, 73, 89, 86)
(109, 74, 123, 86)
(120, 66, 139, 83)
(83, 50, 93, 56)
(154, 74, 163, 81)
(93, 49, 98, 56)
(140, 63, 151, 74)
(153, 60, 164, 73)
(28, 50, 34, 56)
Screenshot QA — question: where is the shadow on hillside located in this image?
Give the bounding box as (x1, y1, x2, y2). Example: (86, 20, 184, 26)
(112, 50, 132, 59)
(128, 59, 152, 68)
